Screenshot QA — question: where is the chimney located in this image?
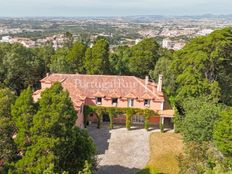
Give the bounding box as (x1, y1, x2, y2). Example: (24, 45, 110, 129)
(157, 74, 163, 92)
(145, 76, 149, 85)
(145, 76, 149, 92)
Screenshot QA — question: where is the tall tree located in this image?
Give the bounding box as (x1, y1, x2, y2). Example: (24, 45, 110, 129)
(11, 87, 36, 153)
(0, 88, 16, 172)
(150, 49, 175, 95)
(2, 44, 44, 94)
(180, 97, 222, 142)
(0, 43, 12, 83)
(84, 48, 93, 74)
(67, 42, 87, 73)
(64, 32, 74, 48)
(109, 46, 131, 75)
(35, 45, 55, 74)
(85, 39, 110, 74)
(13, 83, 95, 174)
(49, 48, 70, 73)
(129, 38, 161, 77)
(213, 107, 232, 168)
(171, 28, 232, 105)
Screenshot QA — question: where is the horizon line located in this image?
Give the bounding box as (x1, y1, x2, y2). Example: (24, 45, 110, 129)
(0, 13, 232, 18)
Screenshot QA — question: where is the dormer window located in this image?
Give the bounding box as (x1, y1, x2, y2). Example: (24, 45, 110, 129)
(128, 98, 134, 107)
(112, 98, 118, 106)
(96, 97, 102, 105)
(144, 99, 150, 107)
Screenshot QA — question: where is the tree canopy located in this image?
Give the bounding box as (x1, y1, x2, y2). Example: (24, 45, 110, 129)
(13, 83, 95, 174)
(0, 88, 16, 172)
(213, 107, 232, 167)
(170, 28, 232, 105)
(129, 38, 161, 77)
(11, 87, 35, 153)
(85, 39, 110, 74)
(180, 97, 222, 142)
(0, 28, 231, 173)
(0, 83, 96, 174)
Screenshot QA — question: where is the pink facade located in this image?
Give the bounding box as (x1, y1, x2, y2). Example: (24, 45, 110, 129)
(85, 97, 163, 112)
(33, 74, 173, 128)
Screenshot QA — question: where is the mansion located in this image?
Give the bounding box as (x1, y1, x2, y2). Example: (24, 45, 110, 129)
(33, 74, 174, 128)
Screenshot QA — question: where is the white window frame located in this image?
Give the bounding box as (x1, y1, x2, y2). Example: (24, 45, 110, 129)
(144, 99, 151, 108)
(80, 104, 83, 113)
(96, 97, 102, 105)
(112, 98, 118, 106)
(128, 98, 134, 107)
(161, 102, 164, 111)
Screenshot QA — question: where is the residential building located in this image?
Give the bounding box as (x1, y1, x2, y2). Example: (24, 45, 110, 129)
(33, 74, 174, 128)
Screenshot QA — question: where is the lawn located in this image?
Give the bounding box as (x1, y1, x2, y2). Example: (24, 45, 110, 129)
(138, 132, 183, 174)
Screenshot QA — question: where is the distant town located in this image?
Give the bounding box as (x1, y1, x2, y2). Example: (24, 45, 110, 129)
(1, 15, 232, 50)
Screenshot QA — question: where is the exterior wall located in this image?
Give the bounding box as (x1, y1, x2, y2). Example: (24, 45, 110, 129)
(76, 105, 84, 128)
(41, 82, 52, 89)
(102, 98, 113, 106)
(85, 98, 96, 105)
(84, 97, 163, 111)
(116, 99, 128, 108)
(83, 97, 162, 126)
(150, 100, 163, 111)
(38, 82, 164, 128)
(35, 87, 163, 128)
(33, 93, 41, 102)
(149, 116, 160, 124)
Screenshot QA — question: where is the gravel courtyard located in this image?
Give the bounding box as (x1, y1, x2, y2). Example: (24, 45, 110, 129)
(88, 124, 159, 174)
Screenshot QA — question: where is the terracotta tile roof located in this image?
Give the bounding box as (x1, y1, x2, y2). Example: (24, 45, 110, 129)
(108, 90, 121, 98)
(36, 73, 165, 107)
(124, 92, 137, 99)
(159, 109, 174, 117)
(33, 89, 43, 95)
(93, 91, 105, 97)
(159, 94, 174, 117)
(140, 92, 155, 99)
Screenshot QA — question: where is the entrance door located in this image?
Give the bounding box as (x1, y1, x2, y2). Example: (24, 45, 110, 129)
(102, 113, 110, 122)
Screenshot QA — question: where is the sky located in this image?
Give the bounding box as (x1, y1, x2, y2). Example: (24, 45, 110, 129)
(0, 0, 231, 17)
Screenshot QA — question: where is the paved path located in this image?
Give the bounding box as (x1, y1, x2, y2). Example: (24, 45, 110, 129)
(88, 125, 160, 174)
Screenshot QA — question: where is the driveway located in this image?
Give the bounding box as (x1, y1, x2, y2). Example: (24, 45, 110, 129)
(88, 124, 159, 174)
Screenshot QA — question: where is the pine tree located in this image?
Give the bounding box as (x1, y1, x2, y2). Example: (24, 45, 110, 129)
(0, 88, 16, 171)
(13, 82, 95, 174)
(11, 87, 35, 153)
(86, 39, 110, 74)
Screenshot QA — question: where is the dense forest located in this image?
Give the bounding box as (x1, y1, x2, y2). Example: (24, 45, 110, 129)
(0, 28, 232, 173)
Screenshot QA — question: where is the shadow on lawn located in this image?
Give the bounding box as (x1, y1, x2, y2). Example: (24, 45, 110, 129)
(137, 167, 165, 174)
(95, 165, 140, 174)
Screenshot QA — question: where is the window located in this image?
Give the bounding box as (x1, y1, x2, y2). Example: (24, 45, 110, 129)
(80, 104, 83, 113)
(96, 97, 102, 105)
(112, 98, 118, 106)
(132, 115, 144, 124)
(128, 98, 134, 107)
(144, 99, 150, 107)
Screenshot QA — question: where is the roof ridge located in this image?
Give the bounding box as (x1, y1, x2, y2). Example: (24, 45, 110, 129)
(132, 76, 159, 98)
(76, 74, 136, 78)
(60, 78, 67, 83)
(50, 73, 137, 78)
